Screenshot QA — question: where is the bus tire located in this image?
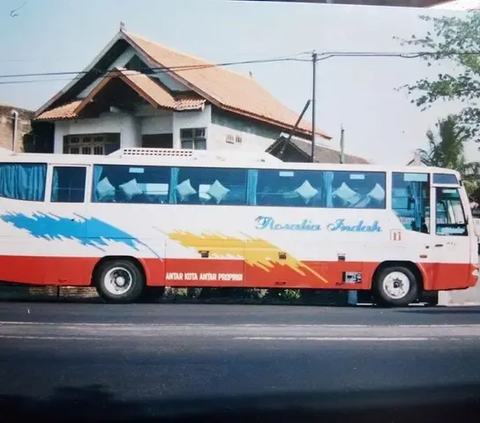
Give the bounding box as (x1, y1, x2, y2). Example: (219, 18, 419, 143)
(372, 266, 418, 307)
(422, 291, 439, 307)
(94, 259, 145, 304)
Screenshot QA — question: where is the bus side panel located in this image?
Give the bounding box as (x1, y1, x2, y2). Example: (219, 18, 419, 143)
(0, 255, 96, 286)
(164, 237, 245, 287)
(243, 258, 372, 290)
(421, 262, 476, 291)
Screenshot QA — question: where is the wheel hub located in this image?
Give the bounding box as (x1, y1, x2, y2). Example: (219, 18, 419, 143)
(103, 267, 133, 296)
(382, 271, 411, 300)
(115, 275, 126, 287)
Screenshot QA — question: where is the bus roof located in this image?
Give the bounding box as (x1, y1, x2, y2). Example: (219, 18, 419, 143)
(0, 147, 461, 178)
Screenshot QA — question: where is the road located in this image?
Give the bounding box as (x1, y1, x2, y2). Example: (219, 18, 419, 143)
(1, 303, 480, 421)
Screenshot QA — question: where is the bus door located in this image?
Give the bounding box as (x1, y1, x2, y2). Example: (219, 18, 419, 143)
(429, 174, 470, 290)
(45, 163, 90, 285)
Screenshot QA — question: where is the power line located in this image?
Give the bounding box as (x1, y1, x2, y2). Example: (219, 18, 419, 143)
(0, 50, 477, 84)
(0, 77, 80, 86)
(0, 55, 310, 80)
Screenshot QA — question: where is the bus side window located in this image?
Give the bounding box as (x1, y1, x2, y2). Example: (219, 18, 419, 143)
(0, 162, 47, 201)
(435, 187, 468, 236)
(392, 172, 430, 233)
(172, 167, 247, 206)
(92, 165, 171, 204)
(254, 169, 322, 207)
(51, 166, 86, 203)
(330, 171, 386, 209)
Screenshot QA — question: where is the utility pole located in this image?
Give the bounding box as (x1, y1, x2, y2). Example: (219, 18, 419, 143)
(280, 100, 311, 159)
(340, 124, 345, 164)
(311, 51, 317, 163)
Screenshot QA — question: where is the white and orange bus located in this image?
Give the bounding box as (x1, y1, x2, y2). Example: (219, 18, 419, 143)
(0, 147, 477, 306)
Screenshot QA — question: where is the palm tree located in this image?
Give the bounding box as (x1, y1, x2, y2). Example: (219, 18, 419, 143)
(417, 115, 480, 194)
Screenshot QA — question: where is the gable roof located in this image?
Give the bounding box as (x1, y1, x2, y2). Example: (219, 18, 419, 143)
(35, 30, 330, 140)
(267, 135, 371, 164)
(36, 69, 205, 120)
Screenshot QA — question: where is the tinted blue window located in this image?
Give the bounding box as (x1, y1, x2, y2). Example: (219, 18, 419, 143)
(330, 171, 386, 209)
(0, 163, 46, 201)
(436, 187, 467, 236)
(433, 173, 458, 184)
(92, 165, 171, 203)
(252, 169, 386, 209)
(52, 167, 86, 203)
(392, 172, 430, 233)
(172, 167, 247, 205)
(254, 169, 323, 207)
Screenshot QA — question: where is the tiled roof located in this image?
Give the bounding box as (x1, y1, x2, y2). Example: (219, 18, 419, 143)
(35, 100, 82, 121)
(123, 31, 330, 139)
(35, 29, 330, 139)
(267, 135, 370, 164)
(36, 70, 205, 120)
(118, 70, 205, 111)
(291, 138, 370, 164)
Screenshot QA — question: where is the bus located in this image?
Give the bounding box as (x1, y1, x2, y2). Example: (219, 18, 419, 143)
(0, 147, 477, 307)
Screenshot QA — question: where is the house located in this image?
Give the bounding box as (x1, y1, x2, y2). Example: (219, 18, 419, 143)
(0, 103, 53, 153)
(0, 103, 31, 152)
(35, 26, 330, 156)
(267, 133, 370, 164)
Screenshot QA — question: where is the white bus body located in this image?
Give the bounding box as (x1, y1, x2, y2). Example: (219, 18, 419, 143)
(0, 148, 477, 306)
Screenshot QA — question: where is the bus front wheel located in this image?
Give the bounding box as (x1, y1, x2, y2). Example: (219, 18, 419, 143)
(94, 259, 145, 304)
(372, 266, 418, 307)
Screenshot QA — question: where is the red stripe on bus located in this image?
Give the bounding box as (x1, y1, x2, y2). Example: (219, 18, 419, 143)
(0, 256, 475, 291)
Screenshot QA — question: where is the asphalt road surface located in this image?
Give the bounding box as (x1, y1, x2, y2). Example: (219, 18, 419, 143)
(1, 303, 480, 421)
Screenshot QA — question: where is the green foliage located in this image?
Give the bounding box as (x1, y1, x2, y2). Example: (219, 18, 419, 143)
(396, 12, 480, 139)
(418, 115, 480, 194)
(197, 288, 265, 300)
(265, 288, 301, 301)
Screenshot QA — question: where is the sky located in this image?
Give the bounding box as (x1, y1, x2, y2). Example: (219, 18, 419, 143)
(0, 0, 476, 164)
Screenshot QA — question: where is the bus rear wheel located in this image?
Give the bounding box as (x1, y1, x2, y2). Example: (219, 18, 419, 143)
(372, 266, 418, 307)
(94, 259, 145, 304)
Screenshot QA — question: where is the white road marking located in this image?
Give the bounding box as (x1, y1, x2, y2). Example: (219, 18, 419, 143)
(1, 322, 480, 341)
(0, 335, 431, 342)
(0, 321, 480, 329)
(234, 336, 430, 341)
(0, 335, 100, 340)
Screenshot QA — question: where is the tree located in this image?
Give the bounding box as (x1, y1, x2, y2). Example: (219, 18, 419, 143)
(396, 12, 480, 140)
(418, 115, 480, 194)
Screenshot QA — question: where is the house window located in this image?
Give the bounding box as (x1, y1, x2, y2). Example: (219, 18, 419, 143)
(63, 134, 120, 155)
(142, 134, 173, 149)
(180, 128, 206, 150)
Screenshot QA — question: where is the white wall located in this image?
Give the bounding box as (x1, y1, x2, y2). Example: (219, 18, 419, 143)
(52, 105, 283, 153)
(136, 105, 173, 135)
(53, 107, 215, 152)
(141, 115, 173, 135)
(53, 112, 141, 153)
(172, 105, 211, 148)
(208, 123, 276, 153)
